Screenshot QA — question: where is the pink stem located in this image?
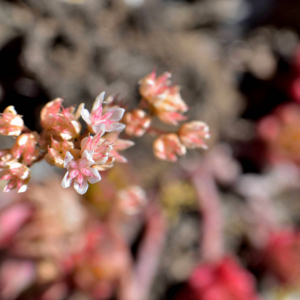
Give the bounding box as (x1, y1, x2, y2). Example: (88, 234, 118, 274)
(133, 203, 166, 300)
(191, 162, 224, 263)
(119, 202, 166, 300)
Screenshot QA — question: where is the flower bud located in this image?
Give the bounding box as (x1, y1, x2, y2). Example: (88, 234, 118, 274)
(40, 99, 83, 141)
(124, 109, 151, 137)
(139, 71, 171, 103)
(40, 98, 63, 130)
(45, 137, 78, 168)
(179, 121, 210, 149)
(0, 162, 30, 193)
(52, 107, 82, 141)
(11, 133, 40, 166)
(139, 72, 188, 125)
(153, 133, 186, 162)
(0, 106, 24, 136)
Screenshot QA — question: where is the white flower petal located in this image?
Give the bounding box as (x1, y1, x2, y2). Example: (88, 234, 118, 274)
(64, 151, 74, 168)
(11, 116, 23, 127)
(61, 171, 72, 188)
(18, 184, 28, 193)
(81, 108, 91, 125)
(95, 124, 106, 135)
(8, 129, 22, 136)
(60, 132, 73, 140)
(95, 156, 108, 165)
(71, 120, 81, 134)
(106, 123, 126, 132)
(92, 92, 105, 112)
(6, 106, 17, 114)
(82, 150, 95, 164)
(74, 180, 89, 195)
(107, 108, 125, 121)
(75, 103, 85, 120)
(92, 123, 106, 135)
(87, 168, 101, 184)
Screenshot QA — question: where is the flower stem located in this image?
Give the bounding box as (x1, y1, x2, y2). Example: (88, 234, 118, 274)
(191, 161, 224, 262)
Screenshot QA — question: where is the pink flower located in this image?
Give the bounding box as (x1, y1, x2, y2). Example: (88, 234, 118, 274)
(62, 150, 101, 194)
(81, 92, 125, 134)
(11, 133, 40, 166)
(40, 98, 63, 130)
(80, 126, 113, 166)
(139, 71, 188, 125)
(153, 84, 188, 113)
(124, 109, 152, 137)
(179, 121, 210, 149)
(40, 98, 83, 140)
(52, 107, 82, 141)
(139, 71, 173, 102)
(153, 133, 186, 162)
(45, 137, 79, 169)
(0, 162, 30, 193)
(0, 106, 24, 136)
(105, 132, 135, 163)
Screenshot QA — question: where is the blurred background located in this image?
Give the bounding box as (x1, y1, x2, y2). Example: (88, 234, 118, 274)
(2, 0, 300, 299)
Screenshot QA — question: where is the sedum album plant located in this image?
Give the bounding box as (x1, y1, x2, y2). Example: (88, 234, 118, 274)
(0, 71, 210, 194)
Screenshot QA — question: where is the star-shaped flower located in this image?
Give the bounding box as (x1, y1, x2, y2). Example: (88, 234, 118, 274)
(61, 150, 101, 194)
(81, 92, 125, 134)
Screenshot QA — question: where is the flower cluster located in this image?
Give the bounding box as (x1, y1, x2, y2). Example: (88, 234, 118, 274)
(0, 71, 210, 193)
(0, 91, 133, 194)
(0, 107, 33, 193)
(44, 93, 133, 195)
(123, 71, 211, 162)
